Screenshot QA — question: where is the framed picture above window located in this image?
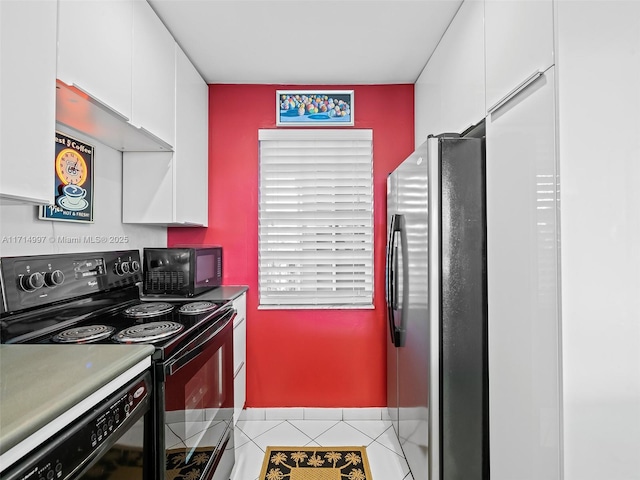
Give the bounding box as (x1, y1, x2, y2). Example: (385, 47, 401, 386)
(276, 90, 354, 126)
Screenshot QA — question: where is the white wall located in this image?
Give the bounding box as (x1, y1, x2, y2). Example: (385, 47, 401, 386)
(556, 2, 640, 479)
(0, 126, 167, 258)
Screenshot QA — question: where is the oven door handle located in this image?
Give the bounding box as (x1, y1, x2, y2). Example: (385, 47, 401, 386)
(165, 308, 235, 376)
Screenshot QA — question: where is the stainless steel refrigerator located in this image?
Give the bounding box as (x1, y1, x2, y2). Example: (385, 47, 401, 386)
(385, 130, 488, 480)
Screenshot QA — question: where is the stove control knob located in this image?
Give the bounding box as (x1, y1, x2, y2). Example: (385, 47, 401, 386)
(130, 260, 140, 273)
(20, 272, 45, 292)
(114, 262, 130, 276)
(44, 269, 65, 287)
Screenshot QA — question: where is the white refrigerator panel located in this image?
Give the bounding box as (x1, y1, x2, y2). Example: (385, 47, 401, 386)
(486, 67, 561, 480)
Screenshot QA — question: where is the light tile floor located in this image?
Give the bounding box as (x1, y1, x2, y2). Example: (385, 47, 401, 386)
(230, 418, 414, 480)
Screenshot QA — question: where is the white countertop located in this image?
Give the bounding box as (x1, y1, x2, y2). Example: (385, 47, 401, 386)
(0, 344, 154, 468)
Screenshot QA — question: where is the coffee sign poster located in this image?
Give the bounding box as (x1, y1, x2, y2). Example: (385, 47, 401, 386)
(39, 132, 94, 223)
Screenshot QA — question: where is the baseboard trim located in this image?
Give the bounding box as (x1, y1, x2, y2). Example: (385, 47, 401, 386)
(240, 407, 385, 422)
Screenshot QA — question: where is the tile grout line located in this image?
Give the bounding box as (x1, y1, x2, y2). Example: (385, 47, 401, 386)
(369, 424, 409, 458)
(236, 419, 288, 453)
(284, 419, 339, 442)
(344, 419, 388, 443)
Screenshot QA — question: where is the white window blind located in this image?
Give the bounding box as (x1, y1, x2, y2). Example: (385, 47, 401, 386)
(258, 129, 373, 309)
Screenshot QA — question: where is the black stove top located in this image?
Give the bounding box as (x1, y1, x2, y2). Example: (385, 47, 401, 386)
(0, 249, 233, 360)
(2, 294, 231, 358)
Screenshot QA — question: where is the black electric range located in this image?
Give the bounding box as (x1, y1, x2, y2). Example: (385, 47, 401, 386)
(0, 249, 236, 480)
(0, 250, 232, 360)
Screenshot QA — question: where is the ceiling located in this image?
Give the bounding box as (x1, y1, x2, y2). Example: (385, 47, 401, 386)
(147, 0, 464, 85)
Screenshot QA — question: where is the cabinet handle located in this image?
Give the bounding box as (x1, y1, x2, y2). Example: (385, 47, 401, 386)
(233, 316, 246, 330)
(488, 70, 544, 114)
(71, 83, 130, 122)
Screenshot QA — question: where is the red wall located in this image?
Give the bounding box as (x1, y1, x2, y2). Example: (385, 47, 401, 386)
(168, 84, 414, 407)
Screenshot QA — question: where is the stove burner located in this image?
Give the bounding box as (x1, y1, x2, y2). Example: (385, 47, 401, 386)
(52, 325, 116, 344)
(113, 321, 184, 343)
(123, 302, 174, 318)
(178, 301, 218, 315)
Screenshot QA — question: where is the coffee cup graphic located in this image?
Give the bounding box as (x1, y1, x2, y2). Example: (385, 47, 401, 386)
(62, 184, 86, 207)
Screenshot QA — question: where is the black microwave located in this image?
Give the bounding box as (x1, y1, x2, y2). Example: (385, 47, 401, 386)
(143, 247, 222, 297)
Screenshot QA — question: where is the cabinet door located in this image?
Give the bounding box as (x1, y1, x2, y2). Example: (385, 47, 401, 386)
(0, 0, 56, 205)
(233, 364, 246, 428)
(175, 46, 208, 226)
(485, 0, 554, 113)
(122, 48, 208, 227)
(232, 294, 247, 377)
(233, 293, 247, 324)
(415, 0, 485, 145)
(132, 0, 175, 147)
(486, 67, 561, 480)
(232, 293, 247, 425)
(57, 0, 133, 120)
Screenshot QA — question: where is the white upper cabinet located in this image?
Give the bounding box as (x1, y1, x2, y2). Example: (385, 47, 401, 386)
(485, 0, 554, 114)
(415, 0, 485, 145)
(57, 0, 133, 121)
(56, 0, 172, 152)
(0, 0, 56, 205)
(174, 46, 209, 226)
(131, 0, 176, 148)
(122, 45, 208, 226)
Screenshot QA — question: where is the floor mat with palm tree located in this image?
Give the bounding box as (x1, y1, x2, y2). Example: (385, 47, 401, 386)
(166, 447, 216, 480)
(259, 446, 373, 480)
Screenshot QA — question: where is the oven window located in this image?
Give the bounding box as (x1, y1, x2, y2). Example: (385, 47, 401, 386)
(163, 329, 233, 479)
(78, 416, 147, 480)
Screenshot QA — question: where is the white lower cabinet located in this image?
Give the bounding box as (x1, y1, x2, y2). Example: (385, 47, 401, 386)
(232, 293, 247, 427)
(0, 0, 56, 205)
(486, 67, 561, 480)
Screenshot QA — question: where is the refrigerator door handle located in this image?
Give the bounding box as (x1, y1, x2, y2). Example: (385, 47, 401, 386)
(386, 213, 402, 346)
(397, 213, 410, 348)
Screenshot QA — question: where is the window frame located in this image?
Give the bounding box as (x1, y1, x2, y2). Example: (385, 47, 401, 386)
(257, 128, 374, 310)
